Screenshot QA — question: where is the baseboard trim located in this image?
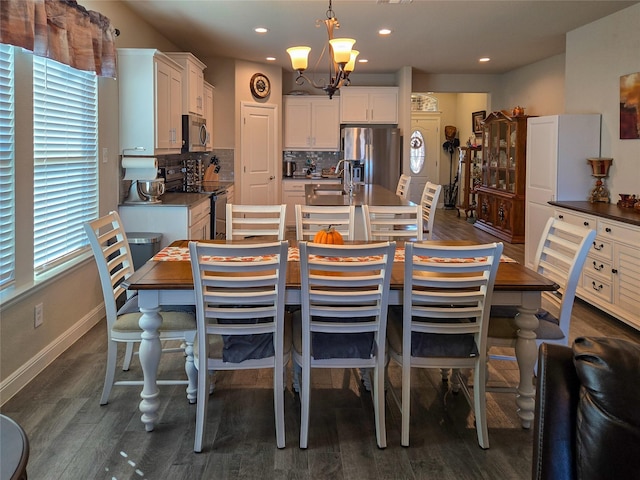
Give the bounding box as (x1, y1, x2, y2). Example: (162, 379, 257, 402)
(0, 305, 105, 406)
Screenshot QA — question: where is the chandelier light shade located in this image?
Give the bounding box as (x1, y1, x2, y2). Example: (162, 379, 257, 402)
(287, 0, 357, 99)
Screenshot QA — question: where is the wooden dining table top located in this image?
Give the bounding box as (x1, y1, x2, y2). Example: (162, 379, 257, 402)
(124, 239, 559, 294)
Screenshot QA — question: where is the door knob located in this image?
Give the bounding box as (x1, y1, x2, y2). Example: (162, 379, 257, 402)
(269, 175, 275, 180)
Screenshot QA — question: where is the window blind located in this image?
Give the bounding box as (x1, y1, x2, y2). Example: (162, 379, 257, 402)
(33, 56, 98, 272)
(0, 44, 15, 288)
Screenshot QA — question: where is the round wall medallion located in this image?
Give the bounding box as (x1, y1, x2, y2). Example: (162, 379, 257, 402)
(250, 73, 271, 99)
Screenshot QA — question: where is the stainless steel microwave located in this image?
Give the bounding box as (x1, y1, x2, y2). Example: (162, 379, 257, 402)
(182, 115, 209, 152)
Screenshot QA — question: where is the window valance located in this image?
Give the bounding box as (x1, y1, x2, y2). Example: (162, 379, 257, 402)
(0, 0, 117, 77)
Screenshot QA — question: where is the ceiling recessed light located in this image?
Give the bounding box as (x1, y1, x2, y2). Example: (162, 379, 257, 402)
(254, 27, 268, 34)
(266, 57, 276, 61)
(479, 57, 490, 63)
(378, 28, 392, 35)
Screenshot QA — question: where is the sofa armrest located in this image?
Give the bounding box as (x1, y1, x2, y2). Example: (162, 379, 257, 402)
(532, 343, 580, 480)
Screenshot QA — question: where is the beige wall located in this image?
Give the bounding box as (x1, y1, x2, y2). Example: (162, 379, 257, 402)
(565, 3, 640, 198)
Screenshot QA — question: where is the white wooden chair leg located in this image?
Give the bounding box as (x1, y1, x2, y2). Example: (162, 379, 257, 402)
(184, 335, 197, 404)
(300, 361, 311, 449)
(474, 363, 489, 449)
(122, 342, 135, 371)
(194, 365, 208, 453)
(100, 340, 118, 405)
(274, 359, 285, 449)
(373, 365, 387, 448)
(401, 362, 411, 447)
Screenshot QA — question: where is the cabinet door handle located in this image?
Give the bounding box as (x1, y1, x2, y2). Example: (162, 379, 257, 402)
(592, 241, 604, 251)
(605, 227, 612, 233)
(592, 261, 604, 272)
(583, 221, 590, 227)
(591, 281, 604, 292)
(612, 268, 618, 274)
(558, 214, 564, 219)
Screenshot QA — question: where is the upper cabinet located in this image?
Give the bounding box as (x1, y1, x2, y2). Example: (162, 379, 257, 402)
(118, 49, 183, 155)
(339, 87, 399, 124)
(475, 111, 529, 243)
(203, 81, 214, 150)
(166, 52, 206, 116)
(284, 96, 340, 151)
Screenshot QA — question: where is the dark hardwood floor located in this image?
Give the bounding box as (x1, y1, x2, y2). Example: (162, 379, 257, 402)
(3, 209, 639, 479)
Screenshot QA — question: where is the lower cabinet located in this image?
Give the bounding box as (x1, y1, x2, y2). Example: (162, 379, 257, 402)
(119, 195, 211, 249)
(554, 206, 640, 330)
(476, 191, 525, 243)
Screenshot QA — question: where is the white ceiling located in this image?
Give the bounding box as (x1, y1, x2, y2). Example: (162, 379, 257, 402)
(119, 0, 637, 75)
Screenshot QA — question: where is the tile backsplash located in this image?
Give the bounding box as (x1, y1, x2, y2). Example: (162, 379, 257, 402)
(283, 151, 341, 174)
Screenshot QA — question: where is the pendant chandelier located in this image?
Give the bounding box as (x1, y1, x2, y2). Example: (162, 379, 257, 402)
(286, 0, 358, 99)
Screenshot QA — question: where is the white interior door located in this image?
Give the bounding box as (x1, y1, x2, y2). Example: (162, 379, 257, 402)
(409, 114, 441, 205)
(240, 102, 278, 204)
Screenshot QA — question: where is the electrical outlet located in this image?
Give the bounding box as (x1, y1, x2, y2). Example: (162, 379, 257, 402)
(34, 303, 44, 328)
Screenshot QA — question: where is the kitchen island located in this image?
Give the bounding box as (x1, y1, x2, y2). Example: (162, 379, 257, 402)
(305, 183, 415, 239)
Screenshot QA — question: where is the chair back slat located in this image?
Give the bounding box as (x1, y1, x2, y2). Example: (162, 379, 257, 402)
(226, 204, 286, 240)
(295, 204, 356, 241)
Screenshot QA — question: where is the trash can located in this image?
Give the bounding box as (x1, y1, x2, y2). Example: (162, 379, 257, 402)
(127, 232, 163, 270)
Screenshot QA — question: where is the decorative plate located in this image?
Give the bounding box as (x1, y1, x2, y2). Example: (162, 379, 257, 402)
(250, 73, 271, 99)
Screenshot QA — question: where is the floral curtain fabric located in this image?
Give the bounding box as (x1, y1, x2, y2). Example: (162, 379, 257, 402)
(0, 0, 117, 77)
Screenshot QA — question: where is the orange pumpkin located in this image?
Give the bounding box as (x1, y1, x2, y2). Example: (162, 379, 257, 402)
(313, 226, 344, 245)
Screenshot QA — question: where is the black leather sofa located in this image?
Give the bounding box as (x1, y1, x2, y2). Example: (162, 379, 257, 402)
(532, 337, 640, 480)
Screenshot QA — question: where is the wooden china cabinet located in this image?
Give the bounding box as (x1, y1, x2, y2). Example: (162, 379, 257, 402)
(475, 111, 529, 243)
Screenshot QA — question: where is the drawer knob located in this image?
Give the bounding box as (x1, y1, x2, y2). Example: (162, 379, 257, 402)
(591, 281, 604, 291)
(583, 221, 590, 227)
(592, 261, 604, 272)
(592, 241, 604, 251)
(612, 269, 618, 274)
(558, 215, 564, 219)
(605, 227, 612, 233)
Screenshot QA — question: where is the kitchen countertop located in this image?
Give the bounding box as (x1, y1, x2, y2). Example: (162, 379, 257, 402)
(305, 183, 415, 207)
(549, 201, 640, 227)
(120, 192, 211, 208)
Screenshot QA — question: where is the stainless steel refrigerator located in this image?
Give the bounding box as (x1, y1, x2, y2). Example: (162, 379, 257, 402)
(341, 127, 401, 192)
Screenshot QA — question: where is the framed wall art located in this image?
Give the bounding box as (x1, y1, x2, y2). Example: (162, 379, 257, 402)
(472, 110, 486, 135)
(620, 72, 640, 139)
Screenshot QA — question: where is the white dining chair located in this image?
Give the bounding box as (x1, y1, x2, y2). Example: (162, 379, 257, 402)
(293, 241, 396, 449)
(84, 211, 197, 406)
(226, 203, 287, 240)
(396, 174, 411, 198)
(362, 204, 423, 242)
(295, 204, 356, 241)
(487, 217, 596, 371)
(189, 240, 289, 452)
(387, 241, 503, 448)
(420, 181, 442, 240)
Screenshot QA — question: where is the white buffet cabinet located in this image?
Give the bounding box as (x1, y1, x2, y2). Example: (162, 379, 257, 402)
(552, 202, 640, 330)
(119, 193, 211, 249)
(282, 178, 341, 227)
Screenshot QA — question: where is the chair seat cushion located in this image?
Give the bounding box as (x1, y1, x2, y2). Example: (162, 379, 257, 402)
(196, 314, 292, 363)
(387, 307, 479, 358)
(114, 295, 196, 332)
(572, 337, 640, 480)
(113, 310, 196, 332)
(488, 307, 564, 340)
(292, 311, 375, 360)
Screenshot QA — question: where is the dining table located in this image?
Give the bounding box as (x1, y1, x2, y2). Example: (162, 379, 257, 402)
(123, 239, 559, 433)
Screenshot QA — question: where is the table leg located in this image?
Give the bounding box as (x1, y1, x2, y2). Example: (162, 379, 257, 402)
(137, 306, 162, 432)
(514, 292, 540, 429)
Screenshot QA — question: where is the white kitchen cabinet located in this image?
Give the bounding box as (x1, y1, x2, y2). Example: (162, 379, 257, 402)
(554, 205, 640, 330)
(525, 115, 601, 268)
(282, 178, 341, 226)
(119, 196, 211, 249)
(339, 87, 399, 124)
(284, 96, 340, 150)
(203, 81, 214, 150)
(166, 52, 206, 117)
(118, 49, 183, 154)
